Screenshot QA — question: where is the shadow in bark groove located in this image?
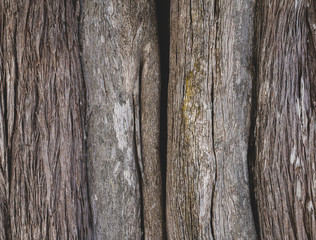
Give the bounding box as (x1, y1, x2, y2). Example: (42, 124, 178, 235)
(78, 0, 95, 237)
(247, 1, 261, 238)
(135, 62, 145, 240)
(155, 0, 170, 239)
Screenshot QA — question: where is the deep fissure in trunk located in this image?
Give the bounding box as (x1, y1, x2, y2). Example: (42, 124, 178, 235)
(135, 61, 145, 239)
(78, 0, 94, 236)
(247, 1, 261, 238)
(155, 0, 170, 239)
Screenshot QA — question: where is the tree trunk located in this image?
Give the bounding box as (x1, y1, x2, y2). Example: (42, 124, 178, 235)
(80, 1, 163, 239)
(253, 0, 316, 239)
(0, 1, 91, 239)
(166, 0, 257, 239)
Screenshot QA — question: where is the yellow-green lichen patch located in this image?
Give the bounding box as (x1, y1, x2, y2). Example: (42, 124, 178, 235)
(182, 59, 202, 142)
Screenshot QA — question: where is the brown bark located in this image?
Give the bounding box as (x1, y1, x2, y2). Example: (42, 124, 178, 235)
(254, 0, 316, 239)
(166, 0, 257, 239)
(0, 1, 91, 239)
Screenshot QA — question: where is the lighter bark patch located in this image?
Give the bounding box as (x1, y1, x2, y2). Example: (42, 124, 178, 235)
(296, 181, 302, 200)
(307, 201, 314, 212)
(124, 170, 133, 187)
(114, 162, 121, 176)
(199, 170, 212, 221)
(290, 147, 296, 164)
(295, 157, 301, 168)
(113, 100, 133, 151)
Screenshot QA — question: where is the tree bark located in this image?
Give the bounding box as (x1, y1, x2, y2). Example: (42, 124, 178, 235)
(253, 0, 316, 239)
(166, 0, 257, 239)
(0, 1, 91, 239)
(1, 1, 315, 239)
(81, 1, 163, 239)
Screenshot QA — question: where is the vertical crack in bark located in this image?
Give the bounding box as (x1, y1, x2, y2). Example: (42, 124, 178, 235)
(155, 0, 170, 238)
(189, 0, 194, 52)
(307, 0, 316, 110)
(134, 63, 145, 240)
(4, 15, 20, 240)
(210, 71, 217, 240)
(1, 46, 12, 240)
(246, 1, 261, 238)
(77, 0, 94, 237)
(4, 204, 11, 240)
(9, 17, 18, 191)
(210, 1, 219, 238)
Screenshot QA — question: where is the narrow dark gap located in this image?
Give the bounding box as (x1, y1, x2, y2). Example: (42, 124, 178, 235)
(247, 1, 261, 238)
(77, 0, 95, 236)
(155, 0, 170, 239)
(209, 2, 220, 239)
(306, 5, 316, 111)
(247, 95, 260, 240)
(1, 27, 12, 240)
(136, 62, 145, 240)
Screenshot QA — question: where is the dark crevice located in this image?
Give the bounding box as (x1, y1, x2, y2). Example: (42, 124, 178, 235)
(10, 19, 19, 194)
(133, 94, 145, 240)
(210, 47, 217, 239)
(1, 23, 11, 240)
(3, 18, 19, 240)
(2, 200, 11, 240)
(247, 0, 261, 238)
(189, 0, 194, 51)
(210, 84, 217, 240)
(307, 2, 316, 110)
(247, 88, 260, 240)
(155, 0, 170, 239)
(210, 1, 219, 239)
(136, 61, 145, 240)
(78, 1, 95, 238)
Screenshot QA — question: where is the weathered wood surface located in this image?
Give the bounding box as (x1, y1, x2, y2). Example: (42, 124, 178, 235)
(166, 0, 257, 239)
(0, 0, 315, 239)
(254, 0, 316, 239)
(0, 1, 91, 239)
(81, 1, 163, 239)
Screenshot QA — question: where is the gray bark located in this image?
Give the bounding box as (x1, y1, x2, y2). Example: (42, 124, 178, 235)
(81, 1, 163, 239)
(166, 0, 257, 239)
(254, 0, 316, 239)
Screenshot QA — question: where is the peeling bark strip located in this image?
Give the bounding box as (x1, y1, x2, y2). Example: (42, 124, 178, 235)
(166, 0, 257, 239)
(254, 0, 316, 239)
(0, 0, 91, 239)
(81, 1, 163, 239)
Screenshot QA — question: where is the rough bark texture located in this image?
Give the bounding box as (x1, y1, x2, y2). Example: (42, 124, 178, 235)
(81, 1, 163, 239)
(1, 0, 315, 239)
(166, 0, 257, 239)
(254, 0, 316, 239)
(0, 1, 91, 239)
